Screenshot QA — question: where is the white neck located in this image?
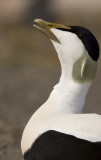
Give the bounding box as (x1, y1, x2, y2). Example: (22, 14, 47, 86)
(45, 39, 91, 114)
(48, 78, 91, 114)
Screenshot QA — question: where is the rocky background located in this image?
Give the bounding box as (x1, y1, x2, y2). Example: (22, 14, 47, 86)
(0, 0, 101, 159)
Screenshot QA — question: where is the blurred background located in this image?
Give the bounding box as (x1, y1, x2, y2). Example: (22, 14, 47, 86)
(0, 0, 101, 159)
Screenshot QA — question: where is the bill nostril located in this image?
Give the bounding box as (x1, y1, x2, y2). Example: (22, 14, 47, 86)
(48, 24, 53, 27)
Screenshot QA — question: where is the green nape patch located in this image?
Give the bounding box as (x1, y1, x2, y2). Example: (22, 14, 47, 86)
(72, 52, 98, 83)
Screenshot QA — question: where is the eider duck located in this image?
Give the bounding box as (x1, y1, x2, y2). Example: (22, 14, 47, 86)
(21, 19, 101, 160)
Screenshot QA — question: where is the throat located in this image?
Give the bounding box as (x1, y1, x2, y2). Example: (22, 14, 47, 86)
(48, 77, 91, 114)
(47, 41, 93, 114)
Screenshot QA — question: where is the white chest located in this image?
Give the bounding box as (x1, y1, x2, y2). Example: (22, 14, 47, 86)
(21, 111, 101, 154)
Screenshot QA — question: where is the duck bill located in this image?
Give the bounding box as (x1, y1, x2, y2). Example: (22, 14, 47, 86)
(33, 19, 71, 43)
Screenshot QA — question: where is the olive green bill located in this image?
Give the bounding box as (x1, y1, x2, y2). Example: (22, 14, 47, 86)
(33, 19, 71, 43)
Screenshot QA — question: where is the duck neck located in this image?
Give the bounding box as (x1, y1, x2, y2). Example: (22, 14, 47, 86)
(49, 74, 91, 114)
(48, 43, 91, 114)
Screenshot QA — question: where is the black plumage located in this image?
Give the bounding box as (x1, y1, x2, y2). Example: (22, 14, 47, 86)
(24, 130, 101, 160)
(57, 26, 99, 61)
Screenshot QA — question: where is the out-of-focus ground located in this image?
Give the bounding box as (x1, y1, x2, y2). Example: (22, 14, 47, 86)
(0, 0, 101, 159)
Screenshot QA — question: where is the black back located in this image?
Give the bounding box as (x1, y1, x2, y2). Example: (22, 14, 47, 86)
(24, 130, 101, 160)
(57, 26, 99, 61)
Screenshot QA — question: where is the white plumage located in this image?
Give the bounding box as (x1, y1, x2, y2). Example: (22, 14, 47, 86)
(21, 19, 100, 159)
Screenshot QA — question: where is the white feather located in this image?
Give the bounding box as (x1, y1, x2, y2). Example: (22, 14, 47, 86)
(81, 56, 87, 78)
(21, 28, 100, 154)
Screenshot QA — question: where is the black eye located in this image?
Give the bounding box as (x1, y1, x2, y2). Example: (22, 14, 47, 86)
(78, 34, 82, 37)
